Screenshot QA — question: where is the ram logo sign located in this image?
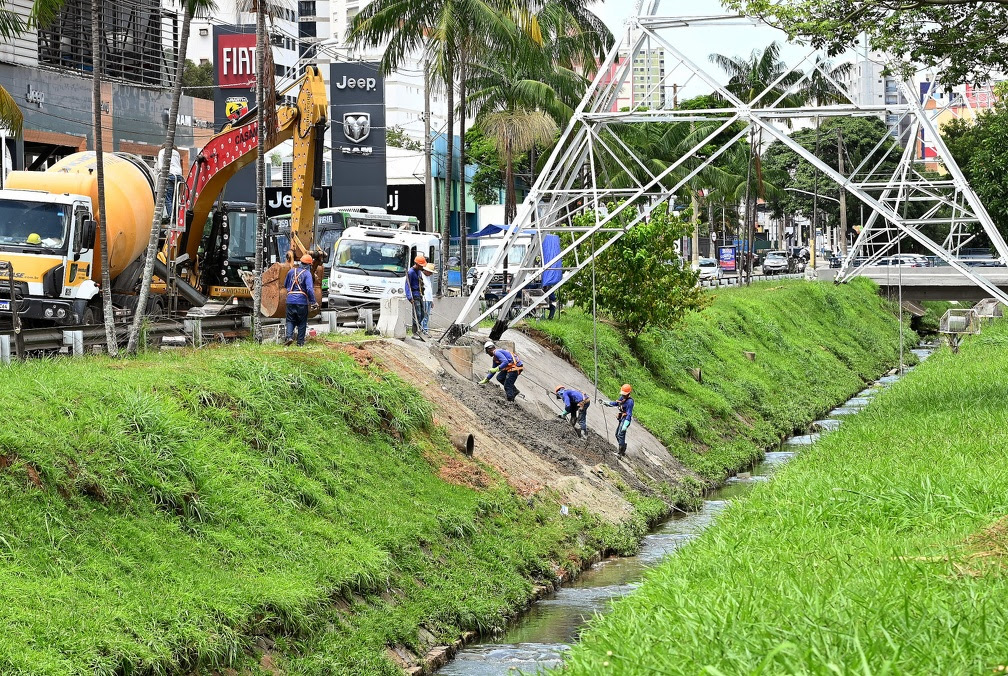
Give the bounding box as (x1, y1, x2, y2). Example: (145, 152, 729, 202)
(343, 113, 371, 143)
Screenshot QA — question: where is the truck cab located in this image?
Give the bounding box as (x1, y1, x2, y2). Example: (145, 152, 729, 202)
(0, 189, 98, 324)
(467, 231, 539, 301)
(328, 225, 439, 315)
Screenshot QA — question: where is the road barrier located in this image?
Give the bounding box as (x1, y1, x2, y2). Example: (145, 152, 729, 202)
(0, 314, 263, 363)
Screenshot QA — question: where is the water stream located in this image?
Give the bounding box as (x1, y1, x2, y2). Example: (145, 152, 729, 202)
(438, 344, 935, 676)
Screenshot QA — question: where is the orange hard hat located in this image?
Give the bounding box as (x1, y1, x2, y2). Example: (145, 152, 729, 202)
(300, 254, 313, 265)
(554, 385, 564, 394)
(620, 384, 632, 395)
(415, 255, 427, 266)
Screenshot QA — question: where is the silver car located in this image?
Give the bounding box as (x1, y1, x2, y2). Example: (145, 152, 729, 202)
(762, 251, 789, 275)
(695, 257, 722, 281)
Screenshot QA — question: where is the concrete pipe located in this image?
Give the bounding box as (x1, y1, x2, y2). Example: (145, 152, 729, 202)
(452, 433, 475, 456)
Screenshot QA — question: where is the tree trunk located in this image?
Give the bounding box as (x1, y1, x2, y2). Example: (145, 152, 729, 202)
(91, 0, 116, 355)
(691, 190, 699, 265)
(252, 0, 266, 342)
(423, 55, 435, 293)
(440, 61, 454, 289)
(458, 52, 468, 296)
(503, 150, 515, 224)
(126, 4, 191, 353)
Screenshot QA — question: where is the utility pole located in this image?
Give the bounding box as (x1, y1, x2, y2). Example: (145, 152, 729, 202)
(423, 56, 434, 237)
(691, 190, 700, 266)
(837, 128, 848, 258)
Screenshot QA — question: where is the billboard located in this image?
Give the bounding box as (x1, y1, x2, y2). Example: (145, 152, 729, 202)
(718, 245, 737, 271)
(266, 186, 332, 219)
(212, 25, 257, 202)
(330, 62, 386, 208)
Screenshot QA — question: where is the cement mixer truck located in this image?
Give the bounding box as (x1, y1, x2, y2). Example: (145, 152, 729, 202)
(0, 151, 163, 326)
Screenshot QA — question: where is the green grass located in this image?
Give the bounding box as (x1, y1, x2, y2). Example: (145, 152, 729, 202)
(556, 322, 1008, 674)
(914, 300, 960, 334)
(532, 278, 917, 483)
(0, 344, 653, 675)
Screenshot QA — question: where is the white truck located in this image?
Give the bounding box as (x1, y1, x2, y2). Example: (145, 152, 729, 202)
(328, 224, 440, 315)
(467, 230, 535, 301)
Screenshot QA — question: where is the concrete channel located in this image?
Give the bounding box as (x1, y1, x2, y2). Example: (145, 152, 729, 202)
(436, 344, 936, 675)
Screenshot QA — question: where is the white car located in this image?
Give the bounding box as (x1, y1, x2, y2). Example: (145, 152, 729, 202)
(761, 251, 789, 275)
(695, 258, 722, 281)
(875, 256, 925, 268)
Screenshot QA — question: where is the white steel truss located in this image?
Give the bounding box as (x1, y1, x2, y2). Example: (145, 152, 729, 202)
(442, 10, 1008, 343)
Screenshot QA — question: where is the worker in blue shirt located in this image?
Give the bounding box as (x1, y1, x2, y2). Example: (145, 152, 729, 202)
(555, 385, 590, 438)
(601, 384, 634, 456)
(478, 340, 523, 401)
(404, 254, 427, 338)
(284, 254, 318, 346)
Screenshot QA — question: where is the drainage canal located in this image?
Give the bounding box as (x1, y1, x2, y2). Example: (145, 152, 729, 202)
(438, 344, 934, 675)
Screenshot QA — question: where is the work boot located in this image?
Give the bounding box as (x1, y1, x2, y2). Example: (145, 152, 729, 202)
(617, 445, 626, 457)
(579, 429, 588, 440)
(284, 338, 294, 347)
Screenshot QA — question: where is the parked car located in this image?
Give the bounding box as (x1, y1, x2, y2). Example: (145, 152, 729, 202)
(761, 250, 789, 275)
(875, 255, 925, 268)
(695, 257, 722, 281)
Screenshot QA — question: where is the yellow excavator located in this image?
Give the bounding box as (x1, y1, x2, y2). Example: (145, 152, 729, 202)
(157, 65, 329, 318)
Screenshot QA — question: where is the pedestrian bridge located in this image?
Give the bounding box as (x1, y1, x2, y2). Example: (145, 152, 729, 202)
(853, 267, 1008, 302)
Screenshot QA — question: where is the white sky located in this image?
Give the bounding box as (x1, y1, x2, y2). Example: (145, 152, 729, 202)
(592, 0, 822, 95)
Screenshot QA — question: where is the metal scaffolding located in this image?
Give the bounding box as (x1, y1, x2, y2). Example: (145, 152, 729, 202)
(443, 8, 1008, 344)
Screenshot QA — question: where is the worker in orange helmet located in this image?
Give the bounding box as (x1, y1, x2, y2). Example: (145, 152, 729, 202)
(601, 384, 634, 456)
(404, 254, 428, 339)
(284, 253, 318, 346)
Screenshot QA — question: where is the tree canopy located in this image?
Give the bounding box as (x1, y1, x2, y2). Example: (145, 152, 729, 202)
(564, 203, 706, 337)
(180, 59, 214, 100)
(722, 0, 1008, 84)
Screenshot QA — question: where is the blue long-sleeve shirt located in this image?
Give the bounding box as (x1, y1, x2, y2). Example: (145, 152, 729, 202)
(605, 396, 634, 423)
(559, 388, 585, 409)
(284, 265, 316, 305)
(487, 349, 522, 379)
(405, 266, 423, 301)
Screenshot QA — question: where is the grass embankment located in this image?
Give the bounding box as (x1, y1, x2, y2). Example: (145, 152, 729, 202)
(559, 321, 1008, 674)
(532, 278, 916, 482)
(0, 345, 661, 675)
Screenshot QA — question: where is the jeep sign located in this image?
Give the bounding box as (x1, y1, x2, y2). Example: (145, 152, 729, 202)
(329, 62, 386, 208)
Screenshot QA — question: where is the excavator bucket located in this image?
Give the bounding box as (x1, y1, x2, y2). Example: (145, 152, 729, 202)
(259, 262, 324, 319)
(260, 262, 290, 318)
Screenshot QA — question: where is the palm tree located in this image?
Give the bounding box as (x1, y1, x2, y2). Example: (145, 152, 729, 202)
(0, 0, 31, 134)
(126, 0, 217, 354)
(482, 110, 557, 223)
(711, 42, 805, 281)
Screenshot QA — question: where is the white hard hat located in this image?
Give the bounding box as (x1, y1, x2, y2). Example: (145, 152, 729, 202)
(484, 340, 495, 350)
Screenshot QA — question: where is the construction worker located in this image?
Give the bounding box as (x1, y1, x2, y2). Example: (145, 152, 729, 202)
(421, 262, 436, 334)
(555, 385, 590, 438)
(404, 255, 427, 338)
(284, 254, 318, 346)
(601, 384, 634, 456)
(478, 340, 523, 402)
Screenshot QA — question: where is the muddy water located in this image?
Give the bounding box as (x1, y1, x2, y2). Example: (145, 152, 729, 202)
(438, 345, 934, 676)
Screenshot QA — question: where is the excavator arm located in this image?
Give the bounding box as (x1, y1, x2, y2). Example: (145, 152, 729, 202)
(170, 66, 329, 316)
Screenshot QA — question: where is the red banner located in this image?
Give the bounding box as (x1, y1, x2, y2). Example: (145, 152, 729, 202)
(217, 33, 257, 89)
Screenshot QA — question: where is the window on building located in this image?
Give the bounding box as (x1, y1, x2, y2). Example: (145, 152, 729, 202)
(283, 161, 293, 187)
(299, 0, 315, 16)
(323, 160, 332, 187)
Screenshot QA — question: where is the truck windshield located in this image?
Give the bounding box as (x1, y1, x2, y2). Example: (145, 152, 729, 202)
(227, 210, 258, 260)
(0, 200, 69, 251)
(476, 243, 527, 266)
(316, 228, 343, 264)
(333, 239, 408, 276)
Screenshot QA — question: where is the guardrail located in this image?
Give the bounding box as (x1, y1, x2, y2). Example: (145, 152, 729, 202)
(0, 314, 265, 363)
(698, 272, 806, 288)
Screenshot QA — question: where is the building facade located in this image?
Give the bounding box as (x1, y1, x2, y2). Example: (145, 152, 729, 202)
(0, 0, 214, 182)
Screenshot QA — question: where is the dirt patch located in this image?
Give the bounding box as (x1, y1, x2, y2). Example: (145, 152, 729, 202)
(326, 342, 375, 368)
(436, 367, 658, 496)
(958, 516, 1008, 576)
(364, 341, 631, 521)
(437, 455, 491, 489)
